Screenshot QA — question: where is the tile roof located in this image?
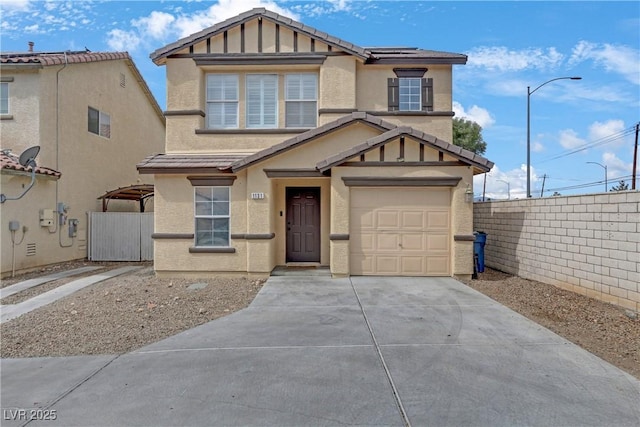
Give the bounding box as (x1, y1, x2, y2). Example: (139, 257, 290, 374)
(0, 51, 131, 66)
(137, 154, 248, 174)
(0, 50, 165, 123)
(316, 126, 493, 172)
(0, 151, 61, 178)
(150, 8, 465, 65)
(230, 112, 397, 172)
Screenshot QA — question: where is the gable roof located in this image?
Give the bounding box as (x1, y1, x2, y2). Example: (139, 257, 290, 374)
(229, 112, 396, 172)
(150, 8, 466, 65)
(0, 151, 61, 178)
(229, 112, 493, 173)
(316, 126, 493, 172)
(0, 50, 165, 124)
(150, 8, 369, 64)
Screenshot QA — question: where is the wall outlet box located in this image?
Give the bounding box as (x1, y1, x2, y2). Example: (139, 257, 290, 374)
(40, 209, 54, 226)
(9, 220, 20, 231)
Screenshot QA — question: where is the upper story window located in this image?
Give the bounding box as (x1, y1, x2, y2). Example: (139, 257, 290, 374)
(194, 187, 230, 247)
(88, 107, 111, 138)
(398, 78, 421, 111)
(246, 74, 277, 128)
(0, 82, 9, 115)
(388, 69, 433, 112)
(206, 74, 238, 129)
(285, 74, 317, 128)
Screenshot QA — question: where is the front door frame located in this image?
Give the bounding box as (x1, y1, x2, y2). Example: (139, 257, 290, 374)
(285, 187, 321, 263)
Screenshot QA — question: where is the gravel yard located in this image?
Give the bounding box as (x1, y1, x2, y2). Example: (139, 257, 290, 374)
(1, 262, 638, 379)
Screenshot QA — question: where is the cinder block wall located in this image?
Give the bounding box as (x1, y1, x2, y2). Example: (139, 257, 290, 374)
(473, 191, 639, 312)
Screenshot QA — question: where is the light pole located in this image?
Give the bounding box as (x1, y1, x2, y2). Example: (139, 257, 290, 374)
(497, 179, 511, 199)
(527, 76, 582, 198)
(586, 161, 608, 192)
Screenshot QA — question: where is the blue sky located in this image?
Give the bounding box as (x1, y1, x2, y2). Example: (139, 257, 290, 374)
(1, 0, 639, 198)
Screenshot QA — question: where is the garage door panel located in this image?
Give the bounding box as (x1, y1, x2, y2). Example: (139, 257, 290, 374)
(426, 256, 450, 275)
(377, 233, 400, 251)
(376, 211, 400, 228)
(376, 256, 401, 274)
(401, 233, 426, 251)
(427, 234, 449, 252)
(402, 257, 426, 274)
(427, 211, 449, 230)
(350, 188, 451, 276)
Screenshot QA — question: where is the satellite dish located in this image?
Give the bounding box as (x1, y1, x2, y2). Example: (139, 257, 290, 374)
(18, 146, 40, 167)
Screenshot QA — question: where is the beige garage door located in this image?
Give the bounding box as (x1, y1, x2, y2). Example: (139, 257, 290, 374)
(350, 188, 451, 276)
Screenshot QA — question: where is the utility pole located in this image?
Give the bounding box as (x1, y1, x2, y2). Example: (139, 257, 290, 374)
(482, 173, 487, 202)
(540, 174, 547, 197)
(632, 123, 639, 190)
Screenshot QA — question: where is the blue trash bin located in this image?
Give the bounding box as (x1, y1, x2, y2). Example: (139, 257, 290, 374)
(474, 232, 487, 273)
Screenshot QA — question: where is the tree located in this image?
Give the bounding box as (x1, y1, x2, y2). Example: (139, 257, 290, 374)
(610, 180, 629, 191)
(452, 117, 487, 155)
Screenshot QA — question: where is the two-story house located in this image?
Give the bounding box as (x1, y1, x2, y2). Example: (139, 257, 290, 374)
(1, 48, 165, 276)
(137, 8, 493, 278)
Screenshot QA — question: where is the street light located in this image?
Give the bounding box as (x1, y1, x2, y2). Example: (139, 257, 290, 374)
(586, 161, 608, 192)
(497, 179, 511, 199)
(527, 76, 582, 198)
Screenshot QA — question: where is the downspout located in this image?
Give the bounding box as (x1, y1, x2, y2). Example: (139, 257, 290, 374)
(55, 52, 73, 247)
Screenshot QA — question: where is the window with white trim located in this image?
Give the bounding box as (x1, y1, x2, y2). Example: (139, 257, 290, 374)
(194, 187, 230, 247)
(206, 74, 238, 129)
(285, 74, 317, 128)
(0, 83, 9, 115)
(88, 107, 111, 138)
(246, 74, 277, 128)
(399, 78, 421, 111)
(387, 69, 433, 112)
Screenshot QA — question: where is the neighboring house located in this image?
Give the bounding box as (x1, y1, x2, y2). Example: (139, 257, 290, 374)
(1, 48, 165, 276)
(138, 8, 493, 278)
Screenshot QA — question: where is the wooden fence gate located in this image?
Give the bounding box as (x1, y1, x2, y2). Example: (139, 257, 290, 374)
(88, 212, 153, 261)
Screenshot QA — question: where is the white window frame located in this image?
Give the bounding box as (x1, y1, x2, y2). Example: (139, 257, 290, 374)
(399, 77, 422, 111)
(88, 106, 111, 138)
(194, 187, 231, 247)
(0, 82, 9, 115)
(246, 74, 278, 129)
(206, 74, 239, 129)
(285, 73, 317, 128)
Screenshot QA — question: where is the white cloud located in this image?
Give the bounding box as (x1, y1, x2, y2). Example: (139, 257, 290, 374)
(569, 41, 640, 85)
(532, 141, 545, 153)
(452, 102, 495, 128)
(588, 119, 625, 143)
(558, 129, 586, 150)
(133, 11, 175, 40)
(0, 0, 31, 11)
(602, 152, 632, 180)
(466, 46, 564, 71)
(473, 164, 532, 200)
(106, 28, 141, 52)
(106, 0, 299, 52)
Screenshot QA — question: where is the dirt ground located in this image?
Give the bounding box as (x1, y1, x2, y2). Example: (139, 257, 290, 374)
(1, 262, 638, 379)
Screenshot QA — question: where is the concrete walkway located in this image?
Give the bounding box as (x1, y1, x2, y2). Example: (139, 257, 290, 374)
(1, 275, 639, 426)
(0, 266, 102, 299)
(0, 266, 142, 323)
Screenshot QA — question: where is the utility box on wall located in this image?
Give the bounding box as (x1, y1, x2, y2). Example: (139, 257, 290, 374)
(39, 209, 54, 227)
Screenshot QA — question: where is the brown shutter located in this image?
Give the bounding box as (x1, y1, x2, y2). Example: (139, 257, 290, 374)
(422, 78, 433, 111)
(388, 78, 399, 111)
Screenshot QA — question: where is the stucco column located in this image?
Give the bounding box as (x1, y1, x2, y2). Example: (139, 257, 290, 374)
(330, 173, 350, 277)
(245, 170, 275, 273)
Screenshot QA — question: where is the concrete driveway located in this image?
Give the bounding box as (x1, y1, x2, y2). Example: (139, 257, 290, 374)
(2, 275, 639, 426)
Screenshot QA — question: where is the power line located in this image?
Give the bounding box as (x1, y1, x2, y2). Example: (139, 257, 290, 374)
(543, 174, 633, 193)
(538, 122, 639, 164)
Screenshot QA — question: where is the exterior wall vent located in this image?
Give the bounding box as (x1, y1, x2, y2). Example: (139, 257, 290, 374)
(26, 243, 36, 256)
(120, 73, 126, 88)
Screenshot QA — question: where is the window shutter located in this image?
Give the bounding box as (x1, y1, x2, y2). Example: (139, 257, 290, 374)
(421, 78, 433, 112)
(388, 78, 399, 111)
